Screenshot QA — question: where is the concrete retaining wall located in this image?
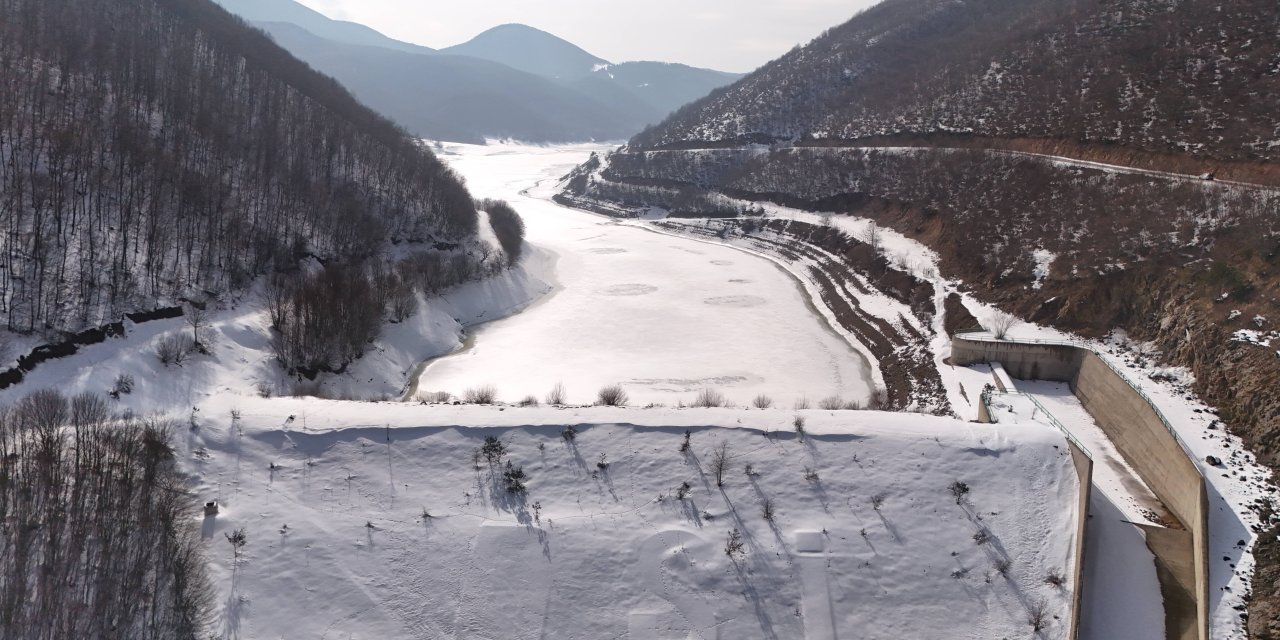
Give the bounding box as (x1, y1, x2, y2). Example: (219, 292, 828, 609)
(954, 335, 1210, 640)
(1065, 440, 1093, 640)
(951, 338, 1083, 381)
(1073, 352, 1209, 640)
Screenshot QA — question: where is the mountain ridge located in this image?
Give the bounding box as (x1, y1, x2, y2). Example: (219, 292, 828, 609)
(215, 0, 742, 142)
(214, 0, 435, 54)
(629, 0, 1280, 165)
(254, 21, 651, 143)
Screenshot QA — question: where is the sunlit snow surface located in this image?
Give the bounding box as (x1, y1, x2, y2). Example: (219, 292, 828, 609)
(193, 404, 1080, 640)
(416, 143, 874, 407)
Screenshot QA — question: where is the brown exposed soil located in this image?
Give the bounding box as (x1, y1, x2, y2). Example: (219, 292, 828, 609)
(944, 294, 980, 336)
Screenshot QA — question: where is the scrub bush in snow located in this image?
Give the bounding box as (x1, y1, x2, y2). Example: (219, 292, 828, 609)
(597, 384, 628, 407)
(693, 388, 727, 408)
(819, 396, 845, 410)
(155, 333, 193, 366)
(545, 382, 566, 406)
(464, 385, 497, 404)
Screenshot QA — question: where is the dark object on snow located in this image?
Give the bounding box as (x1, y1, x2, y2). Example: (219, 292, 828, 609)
(204, 501, 219, 516)
(124, 306, 185, 324)
(1205, 455, 1223, 467)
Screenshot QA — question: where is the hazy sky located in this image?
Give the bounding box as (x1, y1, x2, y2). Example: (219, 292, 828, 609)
(293, 0, 878, 73)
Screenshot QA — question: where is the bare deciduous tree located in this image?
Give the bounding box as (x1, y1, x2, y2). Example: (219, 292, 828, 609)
(988, 310, 1019, 340)
(0, 0, 487, 336)
(597, 384, 628, 407)
(481, 199, 527, 267)
(155, 334, 193, 367)
(710, 440, 731, 487)
(184, 303, 210, 352)
(0, 390, 214, 639)
(545, 382, 566, 406)
(860, 221, 882, 253)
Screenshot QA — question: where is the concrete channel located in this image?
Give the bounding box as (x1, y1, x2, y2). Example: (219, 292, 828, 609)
(954, 334, 1209, 640)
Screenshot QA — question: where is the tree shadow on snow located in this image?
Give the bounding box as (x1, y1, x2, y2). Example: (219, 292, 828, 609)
(747, 475, 793, 559)
(591, 464, 619, 503)
(561, 434, 588, 476)
(729, 557, 781, 640)
(806, 475, 832, 513)
(679, 497, 704, 528)
(874, 508, 902, 544)
(222, 561, 244, 640)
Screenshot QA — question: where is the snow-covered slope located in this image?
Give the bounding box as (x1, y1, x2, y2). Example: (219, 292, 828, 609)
(0, 251, 551, 410)
(192, 404, 1082, 639)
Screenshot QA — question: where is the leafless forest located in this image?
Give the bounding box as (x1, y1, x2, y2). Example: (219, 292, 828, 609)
(0, 390, 212, 639)
(0, 0, 478, 335)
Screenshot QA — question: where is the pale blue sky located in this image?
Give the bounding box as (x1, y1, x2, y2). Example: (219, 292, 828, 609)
(295, 0, 878, 73)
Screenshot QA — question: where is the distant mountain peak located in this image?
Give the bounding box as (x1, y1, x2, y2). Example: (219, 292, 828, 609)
(442, 23, 608, 79)
(477, 22, 551, 34)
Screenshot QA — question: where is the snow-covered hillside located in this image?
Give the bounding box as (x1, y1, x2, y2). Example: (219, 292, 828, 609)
(192, 404, 1082, 639)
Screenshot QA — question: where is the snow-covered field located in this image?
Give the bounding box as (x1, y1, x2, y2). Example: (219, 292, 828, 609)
(192, 403, 1081, 640)
(415, 143, 874, 408)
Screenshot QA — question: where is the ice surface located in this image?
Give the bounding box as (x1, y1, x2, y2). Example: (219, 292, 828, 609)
(415, 143, 874, 407)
